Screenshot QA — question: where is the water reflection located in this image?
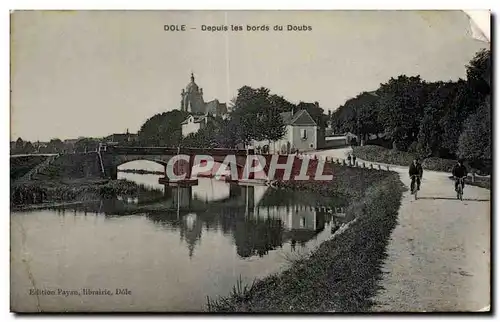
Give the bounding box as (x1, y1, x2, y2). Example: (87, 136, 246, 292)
(54, 178, 348, 260)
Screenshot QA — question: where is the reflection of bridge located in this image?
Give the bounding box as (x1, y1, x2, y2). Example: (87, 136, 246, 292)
(48, 182, 348, 259)
(112, 180, 347, 216)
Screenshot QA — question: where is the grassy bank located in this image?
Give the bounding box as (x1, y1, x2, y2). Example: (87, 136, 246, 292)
(278, 162, 392, 200)
(10, 179, 163, 207)
(448, 175, 491, 190)
(10, 155, 49, 181)
(207, 171, 405, 312)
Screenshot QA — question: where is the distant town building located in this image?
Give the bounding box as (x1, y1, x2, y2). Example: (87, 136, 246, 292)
(252, 109, 318, 153)
(63, 139, 79, 153)
(103, 129, 138, 145)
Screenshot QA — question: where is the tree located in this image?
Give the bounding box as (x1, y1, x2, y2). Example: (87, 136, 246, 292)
(14, 137, 24, 154)
(268, 94, 296, 114)
(263, 107, 287, 149)
(330, 91, 382, 142)
(182, 119, 219, 148)
(22, 141, 35, 154)
(215, 118, 241, 148)
(230, 86, 273, 145)
(376, 75, 426, 151)
(47, 138, 64, 153)
(466, 48, 491, 97)
(457, 100, 491, 161)
(417, 81, 457, 157)
(138, 110, 189, 146)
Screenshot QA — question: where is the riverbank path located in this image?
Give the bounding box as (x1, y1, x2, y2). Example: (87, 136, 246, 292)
(308, 147, 490, 312)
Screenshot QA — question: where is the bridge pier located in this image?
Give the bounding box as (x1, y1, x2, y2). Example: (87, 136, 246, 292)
(173, 186, 192, 209)
(229, 184, 242, 198)
(159, 177, 199, 186)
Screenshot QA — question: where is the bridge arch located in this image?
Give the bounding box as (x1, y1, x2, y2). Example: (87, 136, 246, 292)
(115, 157, 169, 169)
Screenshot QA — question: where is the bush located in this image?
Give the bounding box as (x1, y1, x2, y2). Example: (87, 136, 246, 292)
(421, 157, 456, 172)
(352, 145, 416, 166)
(353, 145, 462, 172)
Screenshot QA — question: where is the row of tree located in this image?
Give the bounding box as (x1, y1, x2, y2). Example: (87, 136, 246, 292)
(330, 49, 491, 166)
(11, 137, 102, 154)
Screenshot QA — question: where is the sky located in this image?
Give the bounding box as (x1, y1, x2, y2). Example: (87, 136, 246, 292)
(10, 10, 488, 142)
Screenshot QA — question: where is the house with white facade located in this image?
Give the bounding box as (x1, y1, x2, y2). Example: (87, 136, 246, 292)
(181, 114, 215, 137)
(252, 109, 318, 153)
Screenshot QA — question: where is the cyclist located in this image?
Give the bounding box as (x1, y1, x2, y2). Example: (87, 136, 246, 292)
(409, 158, 423, 194)
(452, 159, 468, 193)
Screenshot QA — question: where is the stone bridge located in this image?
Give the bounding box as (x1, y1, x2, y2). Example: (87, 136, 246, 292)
(100, 146, 261, 180)
(99, 146, 333, 182)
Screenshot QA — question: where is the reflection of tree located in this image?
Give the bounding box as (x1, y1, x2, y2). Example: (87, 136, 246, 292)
(233, 217, 284, 258)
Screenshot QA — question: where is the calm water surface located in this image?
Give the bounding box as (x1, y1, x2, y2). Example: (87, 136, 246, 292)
(11, 161, 350, 312)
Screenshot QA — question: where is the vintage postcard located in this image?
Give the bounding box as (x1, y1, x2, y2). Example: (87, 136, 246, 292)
(10, 10, 491, 312)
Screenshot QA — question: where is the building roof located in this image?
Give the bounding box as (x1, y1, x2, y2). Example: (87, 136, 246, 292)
(104, 133, 137, 142)
(290, 109, 317, 126)
(205, 99, 227, 115)
(280, 109, 317, 126)
(64, 139, 79, 144)
(185, 73, 199, 92)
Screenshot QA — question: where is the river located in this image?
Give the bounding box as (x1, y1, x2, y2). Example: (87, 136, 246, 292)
(11, 160, 350, 312)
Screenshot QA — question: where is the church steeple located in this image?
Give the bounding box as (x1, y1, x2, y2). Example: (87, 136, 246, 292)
(190, 72, 195, 83)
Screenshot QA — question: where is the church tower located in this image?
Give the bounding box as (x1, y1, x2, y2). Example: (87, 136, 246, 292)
(180, 73, 205, 115)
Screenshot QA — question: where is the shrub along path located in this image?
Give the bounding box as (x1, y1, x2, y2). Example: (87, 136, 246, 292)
(309, 147, 491, 312)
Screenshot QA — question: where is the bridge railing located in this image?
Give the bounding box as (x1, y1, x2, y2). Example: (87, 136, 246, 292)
(105, 145, 256, 156)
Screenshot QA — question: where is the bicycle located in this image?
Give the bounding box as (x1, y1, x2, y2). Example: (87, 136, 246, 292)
(456, 176, 467, 201)
(410, 175, 421, 200)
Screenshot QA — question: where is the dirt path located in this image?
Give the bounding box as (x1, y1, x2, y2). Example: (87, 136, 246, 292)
(309, 148, 491, 312)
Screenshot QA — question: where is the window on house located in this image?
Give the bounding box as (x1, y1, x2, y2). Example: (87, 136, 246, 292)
(300, 129, 307, 140)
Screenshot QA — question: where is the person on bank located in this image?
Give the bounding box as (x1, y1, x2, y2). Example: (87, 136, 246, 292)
(452, 159, 468, 193)
(409, 158, 423, 193)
